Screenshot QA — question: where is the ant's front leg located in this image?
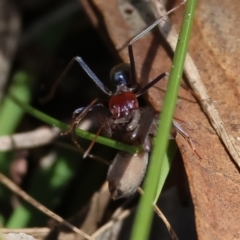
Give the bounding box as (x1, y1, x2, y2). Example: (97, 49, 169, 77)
(62, 98, 99, 136)
(71, 102, 105, 142)
(62, 99, 106, 155)
(39, 56, 112, 104)
(72, 103, 104, 119)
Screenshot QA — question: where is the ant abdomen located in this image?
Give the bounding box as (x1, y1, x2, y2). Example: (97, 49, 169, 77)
(107, 151, 149, 200)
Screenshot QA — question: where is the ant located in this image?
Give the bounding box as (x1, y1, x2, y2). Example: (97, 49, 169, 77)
(41, 1, 197, 199)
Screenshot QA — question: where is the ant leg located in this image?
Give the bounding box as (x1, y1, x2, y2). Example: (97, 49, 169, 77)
(83, 121, 107, 159)
(62, 98, 99, 136)
(65, 99, 107, 158)
(72, 107, 86, 119)
(127, 1, 186, 93)
(136, 71, 200, 99)
(136, 72, 201, 98)
(136, 72, 169, 97)
(127, 1, 185, 84)
(75, 57, 112, 95)
(173, 120, 201, 159)
(72, 103, 104, 119)
(128, 42, 137, 86)
(39, 56, 112, 104)
(127, 17, 167, 87)
(128, 0, 186, 48)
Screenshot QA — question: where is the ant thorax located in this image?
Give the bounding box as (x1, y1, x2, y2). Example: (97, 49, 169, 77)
(104, 105, 158, 152)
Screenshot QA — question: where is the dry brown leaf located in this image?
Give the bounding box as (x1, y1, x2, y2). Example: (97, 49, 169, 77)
(79, 0, 240, 239)
(174, 1, 240, 239)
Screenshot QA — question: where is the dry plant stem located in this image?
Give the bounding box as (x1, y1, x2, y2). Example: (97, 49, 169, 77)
(92, 188, 178, 239)
(91, 208, 131, 238)
(0, 228, 49, 234)
(1, 232, 37, 240)
(152, 0, 240, 166)
(137, 188, 179, 240)
(0, 127, 60, 151)
(0, 228, 50, 239)
(0, 172, 95, 240)
(0, 126, 109, 164)
(92, 195, 137, 238)
(153, 205, 178, 240)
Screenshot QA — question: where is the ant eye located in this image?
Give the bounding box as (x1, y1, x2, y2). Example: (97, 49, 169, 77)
(110, 63, 131, 86)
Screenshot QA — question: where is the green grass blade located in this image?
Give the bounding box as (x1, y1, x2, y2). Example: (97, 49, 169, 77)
(130, 0, 197, 239)
(0, 71, 34, 135)
(0, 71, 34, 224)
(6, 149, 83, 227)
(153, 140, 178, 204)
(0, 72, 34, 189)
(8, 94, 140, 154)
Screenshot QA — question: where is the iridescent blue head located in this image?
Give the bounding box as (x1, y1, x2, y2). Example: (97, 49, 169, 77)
(110, 63, 132, 87)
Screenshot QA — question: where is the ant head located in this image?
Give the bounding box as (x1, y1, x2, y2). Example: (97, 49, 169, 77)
(110, 63, 132, 87)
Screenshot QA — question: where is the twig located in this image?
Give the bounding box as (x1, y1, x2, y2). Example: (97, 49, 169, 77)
(138, 188, 179, 240)
(91, 208, 131, 238)
(0, 127, 60, 151)
(92, 187, 178, 240)
(0, 227, 49, 239)
(0, 172, 95, 240)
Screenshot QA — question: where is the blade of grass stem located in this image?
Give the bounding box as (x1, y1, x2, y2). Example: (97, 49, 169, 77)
(0, 71, 34, 203)
(6, 149, 83, 227)
(130, 0, 197, 239)
(153, 140, 178, 204)
(8, 94, 140, 154)
(0, 71, 34, 135)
